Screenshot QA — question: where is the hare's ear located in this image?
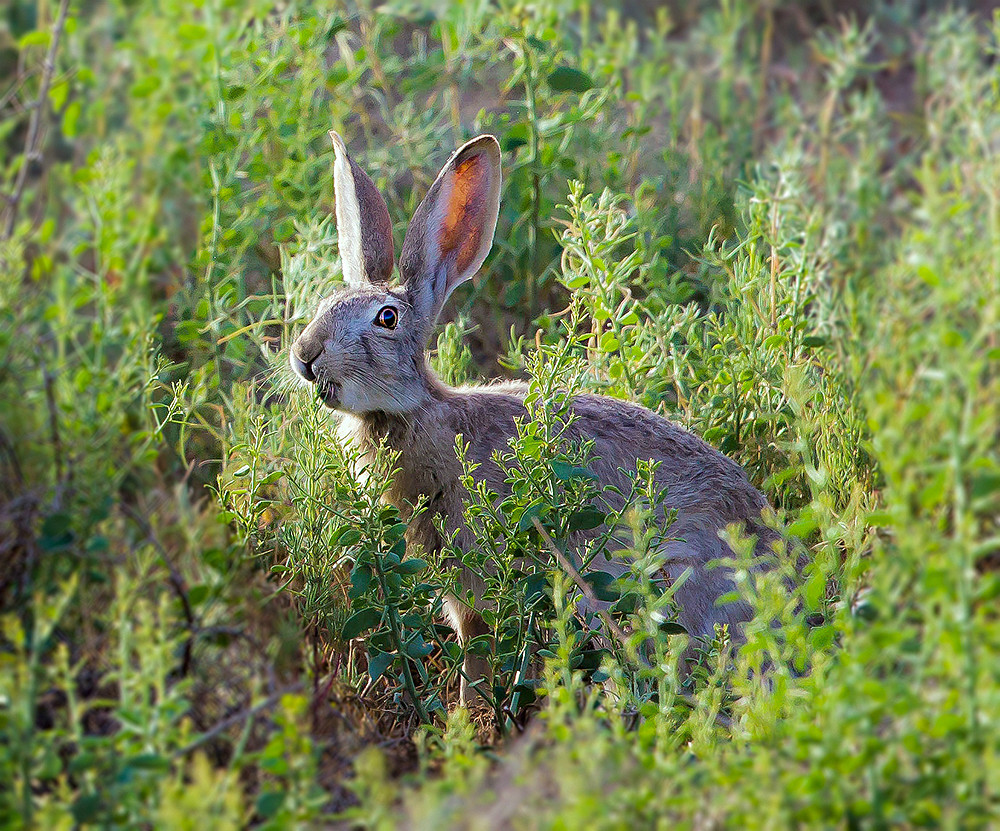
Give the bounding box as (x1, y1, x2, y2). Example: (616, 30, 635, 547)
(399, 135, 501, 338)
(330, 130, 394, 287)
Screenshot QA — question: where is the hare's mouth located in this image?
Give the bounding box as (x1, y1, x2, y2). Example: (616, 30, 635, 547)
(318, 381, 340, 409)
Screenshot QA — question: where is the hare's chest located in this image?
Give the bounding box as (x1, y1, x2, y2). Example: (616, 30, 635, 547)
(389, 459, 473, 559)
(348, 411, 467, 524)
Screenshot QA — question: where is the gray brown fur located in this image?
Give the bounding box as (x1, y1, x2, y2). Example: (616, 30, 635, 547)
(291, 132, 777, 704)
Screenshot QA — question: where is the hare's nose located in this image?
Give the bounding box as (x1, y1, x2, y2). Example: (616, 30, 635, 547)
(290, 348, 318, 382)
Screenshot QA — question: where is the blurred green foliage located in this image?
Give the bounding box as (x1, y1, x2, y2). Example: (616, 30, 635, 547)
(1, 0, 999, 827)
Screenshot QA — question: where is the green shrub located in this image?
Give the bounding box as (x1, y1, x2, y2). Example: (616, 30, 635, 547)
(2, 0, 999, 827)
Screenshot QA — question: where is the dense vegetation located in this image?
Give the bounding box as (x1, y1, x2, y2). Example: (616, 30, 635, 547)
(2, 0, 999, 826)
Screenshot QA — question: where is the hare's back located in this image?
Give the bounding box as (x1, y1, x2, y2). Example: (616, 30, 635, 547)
(444, 386, 765, 521)
(566, 394, 767, 519)
(435, 388, 772, 645)
(443, 381, 530, 461)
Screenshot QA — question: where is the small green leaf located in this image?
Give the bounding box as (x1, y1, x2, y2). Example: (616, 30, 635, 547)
(787, 514, 819, 538)
(547, 66, 595, 93)
(274, 217, 297, 242)
(342, 607, 381, 640)
(71, 793, 103, 824)
(573, 648, 604, 671)
(188, 584, 210, 607)
(611, 592, 639, 615)
(68, 752, 97, 775)
(177, 22, 208, 42)
(49, 80, 69, 111)
(127, 753, 171, 770)
(385, 522, 408, 542)
(325, 16, 347, 39)
(40, 513, 73, 550)
(971, 472, 1000, 499)
(503, 123, 529, 152)
(256, 791, 285, 819)
(917, 264, 939, 286)
(404, 639, 434, 658)
(204, 548, 229, 572)
(349, 564, 372, 598)
(396, 558, 427, 575)
(368, 650, 395, 681)
(569, 507, 605, 532)
(19, 30, 51, 49)
(258, 470, 283, 486)
(552, 460, 597, 481)
(808, 624, 835, 650)
(516, 500, 544, 533)
(803, 569, 827, 610)
(37, 747, 62, 779)
(512, 683, 537, 708)
(336, 527, 362, 547)
(327, 64, 351, 86)
(41, 513, 71, 539)
(583, 570, 620, 602)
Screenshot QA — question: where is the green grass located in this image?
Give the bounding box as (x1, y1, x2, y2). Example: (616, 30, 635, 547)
(1, 0, 999, 827)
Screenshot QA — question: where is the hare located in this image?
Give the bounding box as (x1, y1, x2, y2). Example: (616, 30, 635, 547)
(290, 131, 778, 704)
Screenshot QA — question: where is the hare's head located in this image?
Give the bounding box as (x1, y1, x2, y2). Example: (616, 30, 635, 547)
(290, 131, 501, 415)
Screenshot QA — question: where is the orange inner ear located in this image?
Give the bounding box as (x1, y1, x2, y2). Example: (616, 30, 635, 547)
(440, 156, 488, 274)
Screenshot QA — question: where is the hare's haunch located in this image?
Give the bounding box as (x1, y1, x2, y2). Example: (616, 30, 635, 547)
(291, 131, 777, 704)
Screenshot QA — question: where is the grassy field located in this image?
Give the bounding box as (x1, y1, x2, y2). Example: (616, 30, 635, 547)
(2, 0, 999, 827)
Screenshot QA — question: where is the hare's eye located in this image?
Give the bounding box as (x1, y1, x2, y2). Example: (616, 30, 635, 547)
(374, 306, 398, 330)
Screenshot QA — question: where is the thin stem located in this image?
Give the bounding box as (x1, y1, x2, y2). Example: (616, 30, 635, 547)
(120, 501, 197, 678)
(176, 682, 306, 757)
(525, 47, 541, 318)
(769, 188, 780, 329)
(204, 161, 225, 383)
(532, 517, 631, 651)
(372, 551, 430, 723)
(42, 369, 66, 504)
(505, 609, 537, 733)
(2, 0, 71, 242)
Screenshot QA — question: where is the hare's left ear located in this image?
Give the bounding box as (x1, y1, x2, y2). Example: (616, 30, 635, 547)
(330, 130, 395, 287)
(399, 135, 501, 341)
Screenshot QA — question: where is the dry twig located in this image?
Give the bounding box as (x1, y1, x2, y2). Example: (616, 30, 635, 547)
(532, 517, 733, 729)
(531, 517, 632, 651)
(119, 501, 198, 677)
(176, 681, 306, 757)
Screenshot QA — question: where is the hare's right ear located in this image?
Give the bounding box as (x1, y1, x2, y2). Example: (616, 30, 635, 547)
(330, 130, 394, 287)
(398, 135, 501, 343)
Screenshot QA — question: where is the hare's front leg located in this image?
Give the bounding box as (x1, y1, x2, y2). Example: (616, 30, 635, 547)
(444, 597, 493, 706)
